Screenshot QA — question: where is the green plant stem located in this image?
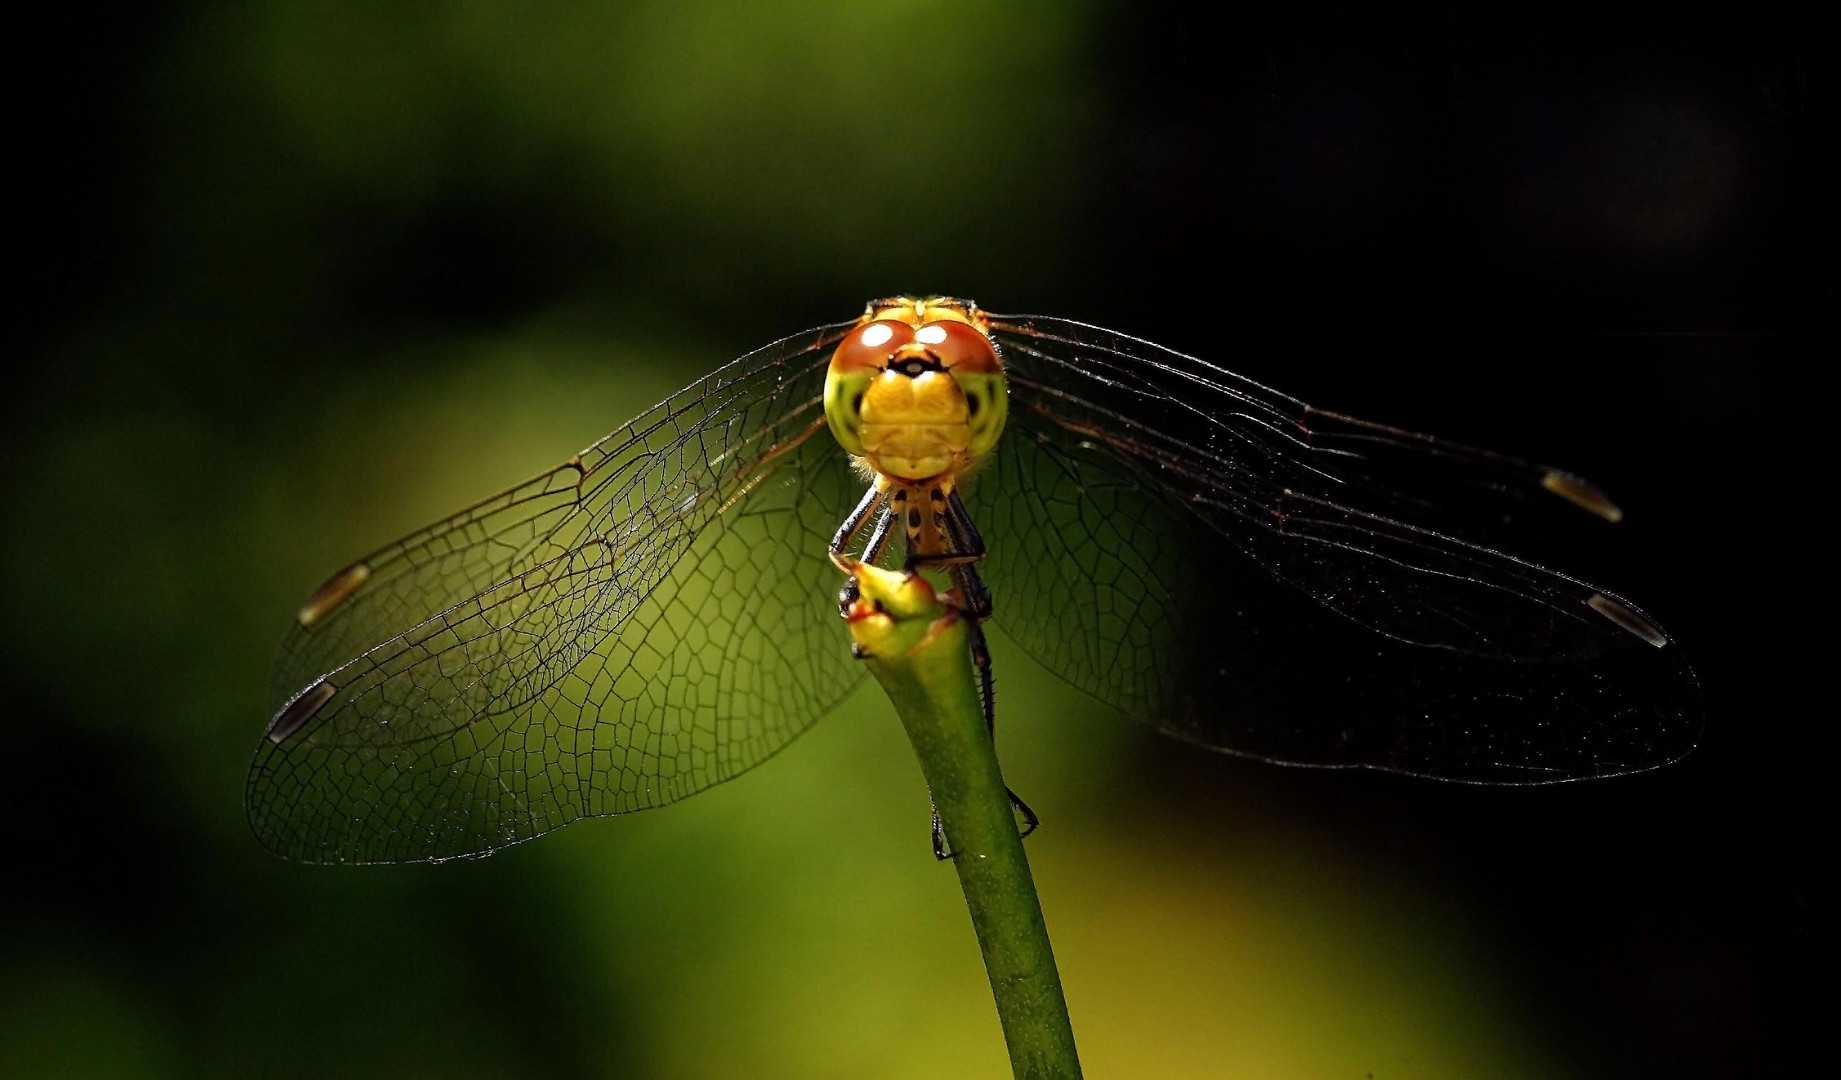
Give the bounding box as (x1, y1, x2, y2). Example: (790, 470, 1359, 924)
(848, 565, 1082, 1080)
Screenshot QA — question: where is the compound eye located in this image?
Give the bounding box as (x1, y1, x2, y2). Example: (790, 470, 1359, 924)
(831, 319, 916, 372)
(914, 320, 1001, 374)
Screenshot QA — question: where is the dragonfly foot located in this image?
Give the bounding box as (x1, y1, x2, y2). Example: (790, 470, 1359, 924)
(929, 791, 1038, 861)
(1009, 787, 1040, 839)
(931, 803, 957, 861)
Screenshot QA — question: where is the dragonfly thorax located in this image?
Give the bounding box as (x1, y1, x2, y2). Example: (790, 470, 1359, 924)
(823, 298, 1008, 482)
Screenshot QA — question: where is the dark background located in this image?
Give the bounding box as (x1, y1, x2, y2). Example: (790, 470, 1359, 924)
(5, 2, 1821, 1077)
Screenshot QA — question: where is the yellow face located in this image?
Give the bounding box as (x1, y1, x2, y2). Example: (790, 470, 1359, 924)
(824, 297, 1008, 482)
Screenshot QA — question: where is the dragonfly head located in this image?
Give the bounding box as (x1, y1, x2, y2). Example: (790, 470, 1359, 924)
(824, 297, 1008, 481)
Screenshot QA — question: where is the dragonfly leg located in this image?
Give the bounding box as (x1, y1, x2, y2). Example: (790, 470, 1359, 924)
(836, 506, 897, 615)
(958, 608, 1035, 842)
(1009, 788, 1040, 839)
(920, 492, 997, 726)
(939, 490, 997, 716)
(945, 516, 1037, 842)
(961, 605, 997, 730)
(947, 489, 986, 555)
(950, 561, 994, 623)
(828, 483, 883, 573)
(931, 801, 956, 861)
(834, 484, 907, 614)
(941, 493, 1041, 850)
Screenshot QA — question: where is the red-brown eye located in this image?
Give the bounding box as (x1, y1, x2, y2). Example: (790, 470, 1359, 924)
(831, 319, 916, 372)
(914, 320, 1001, 374)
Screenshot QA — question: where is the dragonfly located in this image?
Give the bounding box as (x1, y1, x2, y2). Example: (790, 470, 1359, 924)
(248, 296, 1701, 864)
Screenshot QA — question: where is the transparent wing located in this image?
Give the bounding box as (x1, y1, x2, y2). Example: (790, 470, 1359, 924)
(970, 314, 1700, 782)
(247, 321, 867, 863)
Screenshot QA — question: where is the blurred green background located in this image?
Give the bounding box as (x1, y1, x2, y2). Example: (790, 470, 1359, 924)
(3, 2, 1817, 1077)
